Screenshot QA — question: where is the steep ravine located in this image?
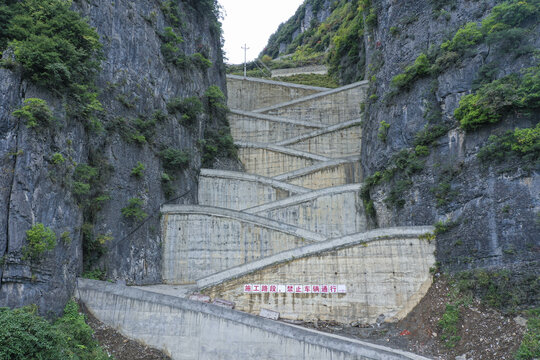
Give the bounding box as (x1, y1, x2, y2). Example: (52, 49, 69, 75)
(0, 0, 233, 315)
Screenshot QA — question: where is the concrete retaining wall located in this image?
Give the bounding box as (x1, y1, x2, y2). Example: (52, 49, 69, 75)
(77, 279, 431, 360)
(275, 160, 362, 190)
(198, 169, 308, 210)
(227, 75, 327, 111)
(278, 120, 362, 158)
(229, 110, 323, 144)
(199, 227, 436, 324)
(247, 184, 367, 238)
(237, 144, 327, 178)
(256, 81, 368, 125)
(161, 205, 325, 284)
(271, 65, 328, 77)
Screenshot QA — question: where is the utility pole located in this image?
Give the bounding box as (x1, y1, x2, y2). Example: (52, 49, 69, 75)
(242, 44, 249, 78)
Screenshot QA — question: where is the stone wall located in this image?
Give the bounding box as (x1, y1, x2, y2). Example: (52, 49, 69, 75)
(256, 81, 368, 125)
(229, 110, 322, 144)
(237, 145, 324, 178)
(198, 169, 308, 210)
(77, 279, 431, 360)
(227, 75, 327, 111)
(271, 65, 328, 77)
(276, 160, 362, 190)
(200, 228, 436, 324)
(247, 184, 366, 238)
(161, 206, 325, 284)
(278, 120, 362, 158)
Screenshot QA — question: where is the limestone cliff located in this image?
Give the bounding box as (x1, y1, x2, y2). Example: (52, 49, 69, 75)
(0, 0, 233, 315)
(264, 0, 539, 309)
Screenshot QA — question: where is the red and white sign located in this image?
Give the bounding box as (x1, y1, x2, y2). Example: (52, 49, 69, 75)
(243, 284, 347, 294)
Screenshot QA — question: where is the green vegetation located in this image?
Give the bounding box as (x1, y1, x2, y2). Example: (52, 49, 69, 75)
(130, 162, 145, 178)
(81, 268, 107, 281)
(377, 120, 390, 142)
(390, 53, 430, 90)
(121, 198, 147, 222)
(12, 98, 54, 128)
(516, 308, 540, 359)
(452, 269, 539, 314)
(51, 152, 65, 165)
(160, 26, 185, 65)
(273, 73, 339, 88)
(439, 303, 461, 348)
(159, 147, 189, 171)
(204, 85, 228, 117)
(478, 123, 540, 171)
(72, 164, 98, 198)
(455, 66, 540, 131)
(167, 96, 203, 126)
(0, 301, 111, 360)
(0, 0, 103, 129)
(191, 52, 212, 70)
(200, 128, 237, 167)
(22, 223, 56, 261)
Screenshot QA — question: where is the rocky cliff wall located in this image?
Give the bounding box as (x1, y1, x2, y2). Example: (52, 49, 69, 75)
(0, 0, 231, 315)
(360, 0, 539, 301)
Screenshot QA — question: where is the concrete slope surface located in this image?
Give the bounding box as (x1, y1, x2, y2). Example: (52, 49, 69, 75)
(80, 76, 436, 359)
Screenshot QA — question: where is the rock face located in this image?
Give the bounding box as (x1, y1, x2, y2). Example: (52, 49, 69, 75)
(360, 0, 539, 295)
(262, 0, 334, 58)
(0, 0, 230, 315)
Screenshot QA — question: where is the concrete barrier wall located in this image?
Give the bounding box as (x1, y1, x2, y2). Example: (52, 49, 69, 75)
(200, 228, 436, 324)
(276, 161, 362, 190)
(227, 75, 327, 111)
(256, 81, 368, 125)
(198, 169, 308, 210)
(247, 185, 367, 238)
(77, 279, 431, 360)
(238, 146, 322, 178)
(283, 123, 362, 158)
(161, 206, 325, 284)
(271, 65, 328, 78)
(229, 110, 323, 144)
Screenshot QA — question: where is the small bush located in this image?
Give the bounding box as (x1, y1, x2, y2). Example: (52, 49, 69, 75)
(23, 223, 57, 261)
(51, 152, 65, 165)
(414, 124, 449, 147)
(477, 123, 540, 171)
(159, 148, 189, 171)
(515, 308, 540, 359)
(130, 161, 145, 178)
(377, 120, 390, 142)
(204, 85, 228, 117)
(391, 53, 431, 90)
(12, 98, 54, 128)
(441, 22, 483, 54)
(167, 96, 203, 126)
(191, 52, 212, 70)
(121, 198, 147, 222)
(0, 301, 112, 360)
(438, 303, 461, 348)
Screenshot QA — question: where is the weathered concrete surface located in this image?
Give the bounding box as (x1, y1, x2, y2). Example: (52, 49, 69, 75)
(77, 279, 432, 360)
(229, 109, 323, 143)
(275, 158, 362, 190)
(227, 75, 327, 111)
(276, 119, 362, 158)
(271, 65, 328, 77)
(199, 227, 436, 324)
(161, 205, 325, 284)
(198, 169, 308, 210)
(246, 184, 367, 238)
(256, 81, 368, 125)
(237, 143, 328, 178)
